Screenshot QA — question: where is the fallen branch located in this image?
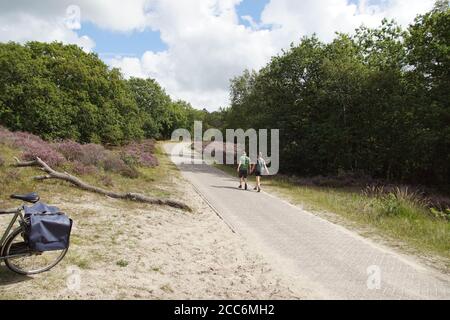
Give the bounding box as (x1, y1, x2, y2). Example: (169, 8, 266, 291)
(13, 157, 191, 211)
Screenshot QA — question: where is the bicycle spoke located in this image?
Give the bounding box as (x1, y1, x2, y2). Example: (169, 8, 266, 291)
(5, 229, 67, 275)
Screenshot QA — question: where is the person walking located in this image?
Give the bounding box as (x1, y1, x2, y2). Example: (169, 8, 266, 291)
(252, 152, 269, 192)
(237, 151, 251, 190)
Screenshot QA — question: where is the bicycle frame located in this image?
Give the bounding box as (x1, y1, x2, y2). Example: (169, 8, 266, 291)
(0, 207, 28, 261)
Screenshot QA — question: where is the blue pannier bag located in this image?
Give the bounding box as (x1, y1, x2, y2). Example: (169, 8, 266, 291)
(24, 202, 73, 252)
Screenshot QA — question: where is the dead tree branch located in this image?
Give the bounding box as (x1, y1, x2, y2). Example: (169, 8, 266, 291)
(13, 157, 191, 211)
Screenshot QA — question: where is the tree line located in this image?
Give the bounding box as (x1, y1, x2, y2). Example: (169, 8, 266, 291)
(216, 1, 449, 187)
(0, 41, 206, 145)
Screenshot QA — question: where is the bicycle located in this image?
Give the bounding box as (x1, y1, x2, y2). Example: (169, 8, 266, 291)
(0, 193, 68, 275)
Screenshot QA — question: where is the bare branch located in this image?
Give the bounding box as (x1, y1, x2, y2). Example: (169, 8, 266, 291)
(14, 156, 192, 211)
(13, 157, 38, 167)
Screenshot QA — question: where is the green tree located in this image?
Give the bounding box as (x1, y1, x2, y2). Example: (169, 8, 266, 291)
(0, 41, 143, 144)
(126, 77, 172, 139)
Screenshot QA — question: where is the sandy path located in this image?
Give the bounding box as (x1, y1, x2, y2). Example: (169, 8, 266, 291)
(164, 143, 450, 300)
(0, 159, 312, 299)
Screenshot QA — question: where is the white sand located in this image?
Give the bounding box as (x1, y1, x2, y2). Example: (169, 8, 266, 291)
(0, 179, 313, 299)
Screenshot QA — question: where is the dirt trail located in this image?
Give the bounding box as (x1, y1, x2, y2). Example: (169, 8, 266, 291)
(0, 167, 312, 299)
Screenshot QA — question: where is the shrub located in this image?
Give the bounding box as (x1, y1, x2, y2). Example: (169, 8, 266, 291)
(53, 141, 107, 166)
(15, 135, 65, 167)
(71, 161, 98, 176)
(53, 140, 84, 162)
(0, 127, 156, 179)
(102, 153, 138, 178)
(362, 186, 433, 219)
(120, 166, 140, 179)
(122, 140, 158, 167)
(0, 155, 4, 167)
(0, 129, 65, 167)
(78, 144, 107, 166)
(103, 153, 128, 173)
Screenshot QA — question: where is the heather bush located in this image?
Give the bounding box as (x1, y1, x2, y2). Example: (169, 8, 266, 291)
(0, 127, 159, 179)
(0, 128, 65, 166)
(103, 153, 128, 172)
(78, 144, 108, 166)
(122, 140, 158, 167)
(0, 155, 4, 167)
(14, 134, 65, 167)
(53, 140, 84, 162)
(54, 140, 107, 166)
(121, 153, 140, 168)
(71, 161, 98, 176)
(101, 153, 137, 178)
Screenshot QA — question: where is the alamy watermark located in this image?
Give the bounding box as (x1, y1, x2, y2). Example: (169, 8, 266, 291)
(171, 121, 280, 175)
(66, 265, 82, 292)
(367, 265, 381, 290)
(64, 5, 81, 30)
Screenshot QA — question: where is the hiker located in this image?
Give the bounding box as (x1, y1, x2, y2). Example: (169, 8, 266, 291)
(252, 152, 270, 192)
(237, 151, 251, 190)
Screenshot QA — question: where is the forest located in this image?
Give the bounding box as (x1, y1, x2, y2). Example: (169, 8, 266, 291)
(0, 41, 207, 145)
(217, 2, 450, 187)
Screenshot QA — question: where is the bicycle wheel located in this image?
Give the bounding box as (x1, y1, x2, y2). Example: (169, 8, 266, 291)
(3, 227, 68, 275)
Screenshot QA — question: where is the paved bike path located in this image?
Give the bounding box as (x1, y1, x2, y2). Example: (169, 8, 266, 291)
(165, 143, 450, 300)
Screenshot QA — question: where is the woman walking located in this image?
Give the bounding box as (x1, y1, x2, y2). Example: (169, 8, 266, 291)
(252, 152, 270, 192)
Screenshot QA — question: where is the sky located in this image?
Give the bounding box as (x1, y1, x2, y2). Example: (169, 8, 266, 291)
(0, 0, 436, 111)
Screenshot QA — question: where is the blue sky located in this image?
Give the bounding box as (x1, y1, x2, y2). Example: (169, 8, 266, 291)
(79, 22, 167, 58)
(237, 0, 270, 24)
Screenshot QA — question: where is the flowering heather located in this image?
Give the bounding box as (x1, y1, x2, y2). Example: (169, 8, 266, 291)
(122, 139, 159, 167)
(52, 140, 84, 162)
(12, 132, 65, 167)
(0, 127, 159, 178)
(71, 161, 99, 176)
(0, 127, 64, 166)
(54, 141, 107, 166)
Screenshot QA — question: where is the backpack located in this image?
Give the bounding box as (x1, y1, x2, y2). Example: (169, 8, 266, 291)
(256, 159, 263, 172)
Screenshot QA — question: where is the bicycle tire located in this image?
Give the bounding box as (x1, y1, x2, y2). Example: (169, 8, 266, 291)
(3, 227, 68, 275)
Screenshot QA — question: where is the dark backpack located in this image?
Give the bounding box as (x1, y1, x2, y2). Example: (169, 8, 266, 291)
(24, 203, 73, 252)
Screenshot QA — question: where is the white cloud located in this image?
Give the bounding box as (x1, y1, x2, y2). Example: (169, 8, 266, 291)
(0, 0, 154, 51)
(0, 10, 95, 52)
(109, 0, 276, 109)
(0, 0, 436, 110)
(110, 0, 434, 110)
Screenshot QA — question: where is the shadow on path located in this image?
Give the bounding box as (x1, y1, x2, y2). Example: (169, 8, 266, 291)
(0, 265, 32, 286)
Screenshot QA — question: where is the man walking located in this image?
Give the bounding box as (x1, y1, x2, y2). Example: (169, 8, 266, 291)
(237, 151, 251, 190)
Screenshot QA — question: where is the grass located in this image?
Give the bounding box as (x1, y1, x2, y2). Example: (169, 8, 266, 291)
(215, 164, 450, 265)
(116, 260, 129, 268)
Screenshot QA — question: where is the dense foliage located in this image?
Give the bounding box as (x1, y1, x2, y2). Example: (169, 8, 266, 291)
(223, 2, 449, 186)
(0, 42, 202, 145)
